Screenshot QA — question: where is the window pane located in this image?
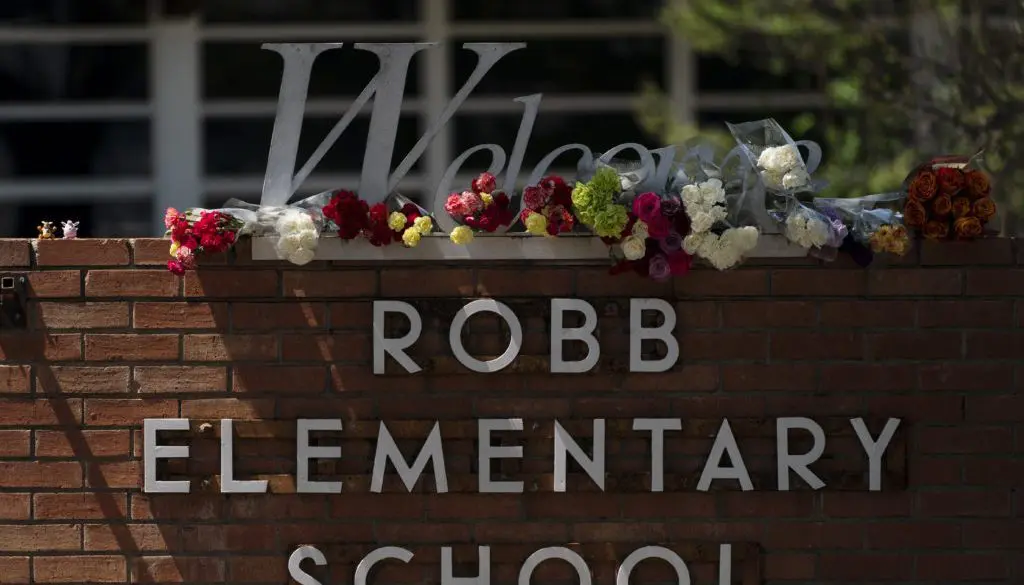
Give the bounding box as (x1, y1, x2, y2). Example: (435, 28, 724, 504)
(201, 0, 417, 22)
(452, 37, 666, 95)
(453, 0, 663, 20)
(0, 44, 148, 101)
(203, 42, 421, 99)
(453, 112, 660, 174)
(204, 115, 423, 175)
(0, 121, 150, 177)
(697, 54, 820, 92)
(0, 0, 146, 24)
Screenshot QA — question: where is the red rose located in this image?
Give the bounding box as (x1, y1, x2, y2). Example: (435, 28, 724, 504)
(964, 169, 991, 199)
(936, 167, 965, 196)
(908, 170, 938, 201)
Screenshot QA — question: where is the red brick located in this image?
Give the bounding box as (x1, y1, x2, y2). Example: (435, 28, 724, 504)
(85, 334, 179, 361)
(25, 271, 82, 297)
(920, 363, 1014, 391)
(916, 426, 1013, 454)
(282, 269, 378, 298)
(819, 300, 916, 327)
(677, 269, 769, 297)
(133, 302, 228, 329)
(87, 461, 141, 489)
(962, 520, 1024, 548)
(233, 365, 326, 393)
(673, 301, 720, 328)
(0, 333, 81, 361)
(84, 523, 178, 552)
(820, 364, 917, 392)
(865, 522, 961, 549)
(0, 494, 30, 520)
(184, 270, 279, 298)
(40, 367, 131, 394)
(232, 302, 326, 330)
(862, 395, 963, 423)
(84, 399, 177, 426)
(867, 268, 962, 296)
(0, 239, 30, 267)
(919, 490, 1011, 517)
(966, 395, 1024, 422)
(132, 556, 226, 582)
(281, 333, 370, 362)
(184, 334, 277, 361)
(328, 301, 374, 329)
(762, 553, 815, 581)
(771, 331, 864, 360)
(966, 268, 1024, 295)
(966, 330, 1024, 359)
(678, 332, 768, 360)
(33, 493, 128, 520)
(33, 301, 128, 329)
(131, 238, 173, 266)
(771, 269, 865, 296)
(722, 364, 817, 391)
(134, 366, 227, 394)
(763, 521, 863, 549)
(179, 398, 275, 419)
(920, 238, 1015, 265)
(0, 430, 29, 456)
(822, 493, 912, 517)
(866, 331, 962, 360)
(478, 268, 575, 297)
(0, 524, 80, 552)
(0, 557, 29, 584)
(35, 429, 130, 457)
(0, 365, 31, 393)
(963, 457, 1024, 487)
(0, 462, 81, 488)
(917, 299, 1014, 327)
(381, 268, 475, 297)
(86, 269, 179, 297)
(916, 553, 1008, 581)
(35, 555, 126, 583)
(0, 398, 82, 425)
(35, 239, 130, 266)
(819, 554, 914, 581)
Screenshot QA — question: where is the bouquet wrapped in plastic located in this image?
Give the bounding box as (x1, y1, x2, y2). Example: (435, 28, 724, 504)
(902, 154, 997, 241)
(814, 193, 910, 265)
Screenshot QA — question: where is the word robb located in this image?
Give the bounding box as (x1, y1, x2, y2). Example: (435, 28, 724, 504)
(143, 417, 901, 494)
(375, 298, 681, 374)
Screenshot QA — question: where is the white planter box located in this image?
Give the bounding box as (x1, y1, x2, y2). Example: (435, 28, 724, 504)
(250, 233, 809, 261)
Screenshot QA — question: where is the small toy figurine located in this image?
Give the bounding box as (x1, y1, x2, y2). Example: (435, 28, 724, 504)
(37, 221, 55, 240)
(61, 220, 79, 240)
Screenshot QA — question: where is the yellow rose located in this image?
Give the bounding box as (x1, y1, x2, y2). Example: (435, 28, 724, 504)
(402, 228, 421, 247)
(388, 211, 407, 232)
(524, 211, 548, 236)
(413, 216, 433, 235)
(480, 193, 493, 207)
(450, 225, 474, 245)
(169, 241, 180, 258)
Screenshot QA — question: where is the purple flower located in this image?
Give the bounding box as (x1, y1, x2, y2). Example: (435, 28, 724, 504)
(659, 230, 683, 253)
(632, 192, 661, 223)
(647, 253, 672, 281)
(826, 218, 848, 248)
(660, 195, 682, 217)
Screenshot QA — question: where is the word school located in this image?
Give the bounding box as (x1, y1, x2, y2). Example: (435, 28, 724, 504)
(288, 544, 736, 585)
(375, 298, 686, 375)
(143, 417, 901, 494)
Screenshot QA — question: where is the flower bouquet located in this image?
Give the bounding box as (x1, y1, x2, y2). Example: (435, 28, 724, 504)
(902, 156, 997, 241)
(322, 190, 433, 248)
(678, 177, 759, 270)
(520, 175, 575, 236)
(443, 172, 515, 245)
(726, 118, 816, 194)
(164, 208, 243, 274)
(814, 193, 909, 266)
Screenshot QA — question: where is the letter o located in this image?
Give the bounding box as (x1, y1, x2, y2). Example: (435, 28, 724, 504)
(519, 547, 591, 585)
(450, 299, 522, 373)
(616, 546, 690, 585)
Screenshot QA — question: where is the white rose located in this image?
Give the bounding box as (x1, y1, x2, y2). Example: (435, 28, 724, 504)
(631, 220, 649, 240)
(288, 248, 316, 266)
(297, 228, 318, 251)
(690, 211, 715, 234)
(620, 235, 647, 260)
(733, 226, 760, 252)
(680, 184, 701, 209)
(683, 233, 705, 255)
(782, 168, 810, 189)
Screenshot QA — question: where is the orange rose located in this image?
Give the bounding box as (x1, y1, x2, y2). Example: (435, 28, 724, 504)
(953, 216, 983, 240)
(951, 196, 972, 218)
(936, 167, 965, 196)
(903, 200, 927, 228)
(922, 219, 950, 240)
(908, 170, 938, 201)
(972, 197, 997, 222)
(932, 194, 952, 217)
(964, 169, 991, 200)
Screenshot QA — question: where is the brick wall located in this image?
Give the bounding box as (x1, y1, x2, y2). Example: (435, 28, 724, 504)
(0, 237, 1022, 585)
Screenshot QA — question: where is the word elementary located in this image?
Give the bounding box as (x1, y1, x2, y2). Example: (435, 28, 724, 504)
(143, 416, 901, 494)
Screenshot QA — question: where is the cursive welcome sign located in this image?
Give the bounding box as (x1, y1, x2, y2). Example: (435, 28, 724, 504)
(258, 42, 823, 234)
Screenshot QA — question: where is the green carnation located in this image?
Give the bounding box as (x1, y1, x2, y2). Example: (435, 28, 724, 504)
(589, 167, 622, 199)
(593, 204, 629, 238)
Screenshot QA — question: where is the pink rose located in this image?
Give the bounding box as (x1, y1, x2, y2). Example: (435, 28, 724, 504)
(647, 214, 671, 239)
(632, 192, 661, 223)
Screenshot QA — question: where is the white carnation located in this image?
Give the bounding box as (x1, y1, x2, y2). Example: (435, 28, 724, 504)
(757, 145, 801, 174)
(784, 211, 830, 249)
(288, 247, 316, 266)
(682, 233, 706, 256)
(782, 168, 810, 190)
(690, 211, 716, 234)
(274, 210, 320, 265)
(620, 235, 647, 261)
